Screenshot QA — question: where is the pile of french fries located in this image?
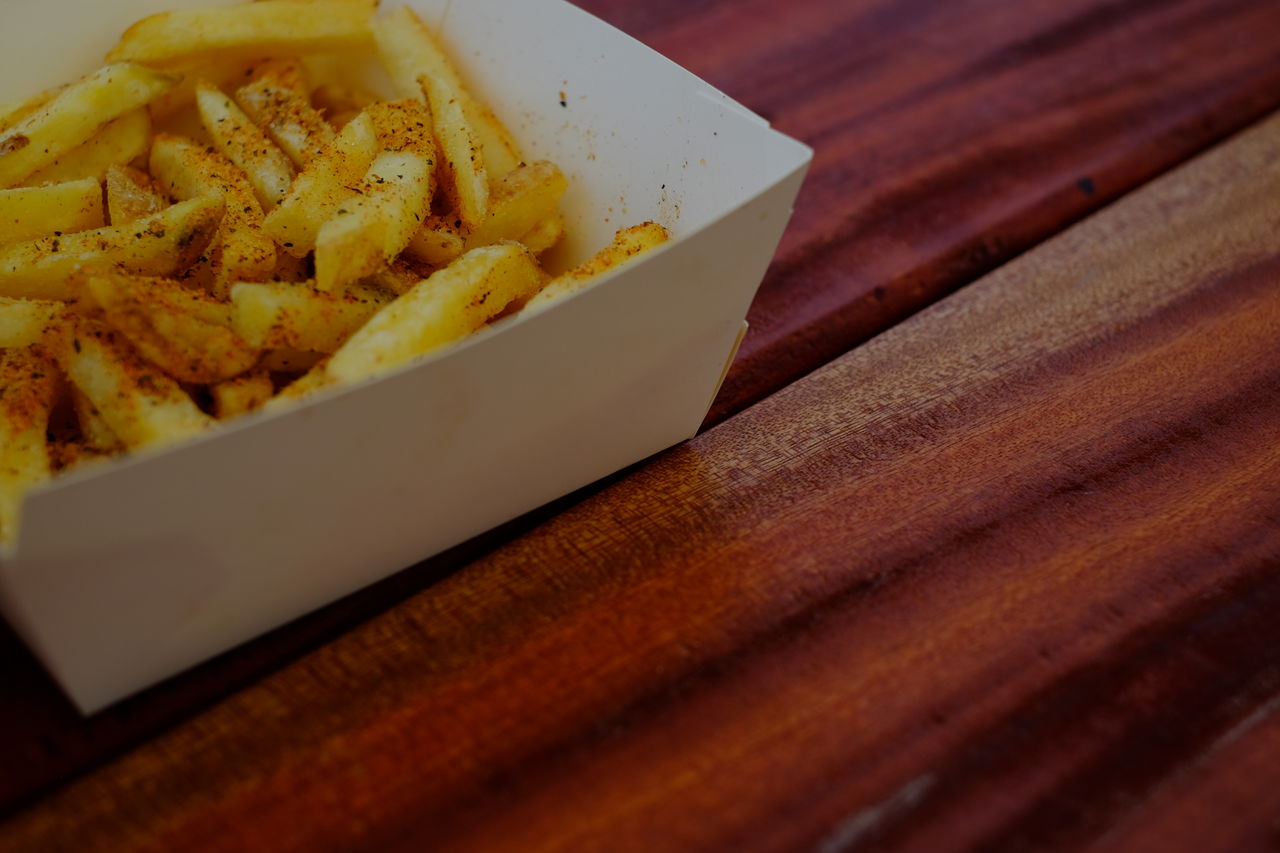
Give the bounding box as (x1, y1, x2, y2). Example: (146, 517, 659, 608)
(0, 0, 671, 544)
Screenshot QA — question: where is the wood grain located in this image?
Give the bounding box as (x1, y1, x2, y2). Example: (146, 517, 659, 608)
(11, 0, 1280, 814)
(6, 84, 1280, 852)
(578, 0, 1280, 424)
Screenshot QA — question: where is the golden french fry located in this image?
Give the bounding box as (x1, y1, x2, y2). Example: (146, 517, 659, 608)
(0, 297, 63, 347)
(0, 64, 174, 188)
(258, 347, 324, 373)
(70, 387, 123, 453)
(50, 313, 213, 449)
(0, 346, 60, 545)
(372, 6, 521, 180)
(404, 215, 464, 266)
(235, 64, 335, 168)
(327, 242, 543, 384)
(524, 222, 669, 313)
(105, 165, 169, 225)
(314, 100, 435, 291)
(262, 110, 378, 256)
(464, 160, 567, 249)
(420, 74, 487, 230)
(149, 133, 275, 296)
(230, 280, 391, 351)
(364, 258, 423, 296)
(519, 213, 566, 255)
(83, 272, 258, 384)
(0, 196, 222, 300)
(196, 81, 294, 209)
(0, 178, 104, 245)
(0, 85, 65, 134)
(107, 1, 375, 66)
(20, 109, 153, 188)
(211, 371, 274, 419)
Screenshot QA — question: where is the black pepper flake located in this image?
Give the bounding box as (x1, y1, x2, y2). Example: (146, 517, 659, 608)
(72, 338, 81, 353)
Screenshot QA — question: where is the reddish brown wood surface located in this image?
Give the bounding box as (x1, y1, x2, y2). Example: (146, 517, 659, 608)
(6, 77, 1280, 851)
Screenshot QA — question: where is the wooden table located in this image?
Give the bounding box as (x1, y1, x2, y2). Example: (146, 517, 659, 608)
(6, 1, 1280, 849)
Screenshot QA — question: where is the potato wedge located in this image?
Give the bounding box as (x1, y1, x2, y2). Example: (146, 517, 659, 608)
(0, 178, 104, 245)
(196, 81, 294, 209)
(235, 64, 335, 168)
(49, 314, 212, 449)
(84, 272, 257, 384)
(0, 196, 222, 300)
(314, 101, 436, 291)
(0, 297, 63, 347)
(464, 161, 567, 250)
(150, 133, 275, 296)
(21, 110, 153, 187)
(105, 165, 169, 225)
(262, 110, 378, 256)
(372, 6, 521, 180)
(0, 346, 60, 545)
(107, 1, 375, 66)
(230, 280, 391, 352)
(327, 242, 543, 384)
(211, 370, 274, 419)
(524, 222, 669, 313)
(0, 64, 174, 188)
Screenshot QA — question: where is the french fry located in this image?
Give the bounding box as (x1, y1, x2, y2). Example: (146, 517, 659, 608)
(524, 222, 669, 313)
(363, 258, 422, 296)
(149, 133, 275, 296)
(0, 196, 222, 300)
(235, 63, 336, 168)
(49, 313, 213, 449)
(107, 1, 375, 66)
(404, 215, 464, 266)
(257, 347, 324, 373)
(70, 387, 123, 452)
(371, 6, 521, 180)
(419, 74, 488, 230)
(20, 109, 153, 187)
(0, 178, 104, 245)
(311, 82, 378, 119)
(326, 242, 543, 384)
(105, 165, 169, 225)
(196, 81, 294, 209)
(211, 370, 274, 419)
(314, 100, 435, 291)
(0, 297, 63, 347)
(519, 213, 566, 255)
(263, 357, 333, 410)
(464, 160, 567, 249)
(0, 346, 60, 545)
(230, 280, 391, 351)
(0, 85, 65, 134)
(261, 110, 378, 256)
(83, 272, 258, 384)
(0, 64, 174, 188)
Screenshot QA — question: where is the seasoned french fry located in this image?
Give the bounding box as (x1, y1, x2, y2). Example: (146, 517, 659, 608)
(196, 81, 294, 209)
(404, 215, 464, 266)
(372, 6, 521, 180)
(464, 161, 567, 249)
(524, 222, 669, 313)
(149, 133, 275, 296)
(0, 197, 222, 300)
(420, 74, 487, 230)
(314, 100, 435, 291)
(0, 178, 104, 245)
(0, 64, 174, 188)
(105, 165, 169, 225)
(230, 280, 391, 351)
(83, 272, 257, 384)
(262, 110, 378, 256)
(518, 213, 566, 255)
(211, 370, 274, 419)
(107, 1, 375, 66)
(0, 85, 64, 134)
(70, 387, 123, 452)
(327, 242, 543, 384)
(0, 297, 63, 347)
(20, 109, 153, 187)
(0, 346, 60, 545)
(50, 314, 213, 449)
(364, 258, 422, 296)
(258, 347, 324, 373)
(235, 64, 335, 168)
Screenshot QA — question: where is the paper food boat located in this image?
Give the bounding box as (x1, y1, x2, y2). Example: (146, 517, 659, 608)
(0, 0, 812, 712)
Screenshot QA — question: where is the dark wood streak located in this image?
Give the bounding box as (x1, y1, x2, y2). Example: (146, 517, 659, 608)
(6, 87, 1280, 852)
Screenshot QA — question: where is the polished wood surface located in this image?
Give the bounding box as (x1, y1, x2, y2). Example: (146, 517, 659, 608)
(5, 0, 1280, 848)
